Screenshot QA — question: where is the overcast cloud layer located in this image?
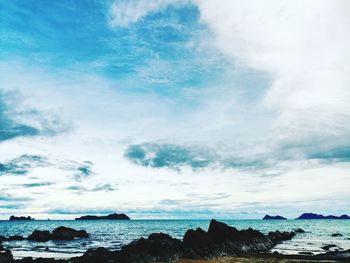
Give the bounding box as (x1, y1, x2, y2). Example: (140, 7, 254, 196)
(0, 0, 349, 219)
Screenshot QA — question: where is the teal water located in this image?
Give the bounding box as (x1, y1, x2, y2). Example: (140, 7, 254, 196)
(1, 219, 349, 259)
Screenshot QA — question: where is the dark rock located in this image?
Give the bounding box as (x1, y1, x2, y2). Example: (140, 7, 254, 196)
(9, 216, 34, 221)
(27, 227, 89, 242)
(331, 233, 342, 237)
(0, 244, 4, 251)
(263, 215, 287, 220)
(75, 213, 130, 220)
(315, 249, 350, 260)
(8, 235, 25, 241)
(296, 213, 350, 219)
(268, 230, 295, 244)
(72, 247, 119, 263)
(52, 226, 89, 240)
(321, 244, 338, 250)
(28, 230, 53, 242)
(0, 236, 8, 242)
(294, 228, 305, 233)
(119, 232, 183, 262)
(183, 228, 217, 258)
(0, 250, 13, 263)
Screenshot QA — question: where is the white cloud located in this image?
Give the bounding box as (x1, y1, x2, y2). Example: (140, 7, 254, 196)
(108, 0, 187, 27)
(193, 0, 350, 146)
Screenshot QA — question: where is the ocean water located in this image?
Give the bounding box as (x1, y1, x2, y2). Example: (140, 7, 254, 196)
(0, 219, 349, 259)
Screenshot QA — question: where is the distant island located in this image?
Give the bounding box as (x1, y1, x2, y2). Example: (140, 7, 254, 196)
(263, 214, 287, 220)
(296, 213, 350, 219)
(75, 213, 130, 220)
(9, 215, 34, 221)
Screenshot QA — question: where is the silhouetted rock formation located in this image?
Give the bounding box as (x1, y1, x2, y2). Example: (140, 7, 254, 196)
(75, 213, 130, 220)
(296, 213, 350, 219)
(27, 227, 89, 241)
(9, 216, 34, 221)
(263, 215, 287, 220)
(72, 219, 299, 262)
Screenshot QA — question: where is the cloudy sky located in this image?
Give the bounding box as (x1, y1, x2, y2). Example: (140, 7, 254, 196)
(0, 0, 349, 219)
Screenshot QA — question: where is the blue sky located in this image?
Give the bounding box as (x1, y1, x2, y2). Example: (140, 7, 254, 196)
(0, 0, 349, 219)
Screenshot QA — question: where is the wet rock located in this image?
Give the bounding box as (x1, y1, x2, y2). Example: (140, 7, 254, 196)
(268, 230, 296, 244)
(294, 228, 305, 233)
(52, 226, 89, 240)
(0, 244, 4, 251)
(27, 227, 89, 242)
(8, 235, 25, 241)
(331, 233, 342, 237)
(0, 250, 13, 263)
(28, 230, 53, 242)
(321, 244, 338, 250)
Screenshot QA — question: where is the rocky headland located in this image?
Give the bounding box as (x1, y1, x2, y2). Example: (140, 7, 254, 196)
(9, 216, 34, 221)
(296, 213, 350, 219)
(262, 215, 287, 220)
(75, 213, 130, 220)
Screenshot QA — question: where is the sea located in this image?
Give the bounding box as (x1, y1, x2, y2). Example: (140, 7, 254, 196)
(0, 219, 349, 259)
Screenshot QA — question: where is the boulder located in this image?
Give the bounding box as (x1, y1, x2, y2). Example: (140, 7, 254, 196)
(28, 230, 53, 242)
(27, 227, 89, 242)
(52, 226, 89, 240)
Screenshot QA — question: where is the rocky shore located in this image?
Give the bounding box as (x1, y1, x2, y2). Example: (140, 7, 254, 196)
(0, 219, 349, 262)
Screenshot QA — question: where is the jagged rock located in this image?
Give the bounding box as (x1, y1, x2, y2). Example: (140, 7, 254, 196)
(183, 228, 217, 258)
(28, 230, 52, 242)
(268, 230, 296, 244)
(119, 232, 183, 262)
(0, 250, 13, 263)
(52, 226, 89, 240)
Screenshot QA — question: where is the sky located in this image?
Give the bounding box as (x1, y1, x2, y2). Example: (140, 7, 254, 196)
(0, 0, 349, 219)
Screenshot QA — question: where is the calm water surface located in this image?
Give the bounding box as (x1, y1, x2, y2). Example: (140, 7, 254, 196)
(0, 219, 349, 259)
